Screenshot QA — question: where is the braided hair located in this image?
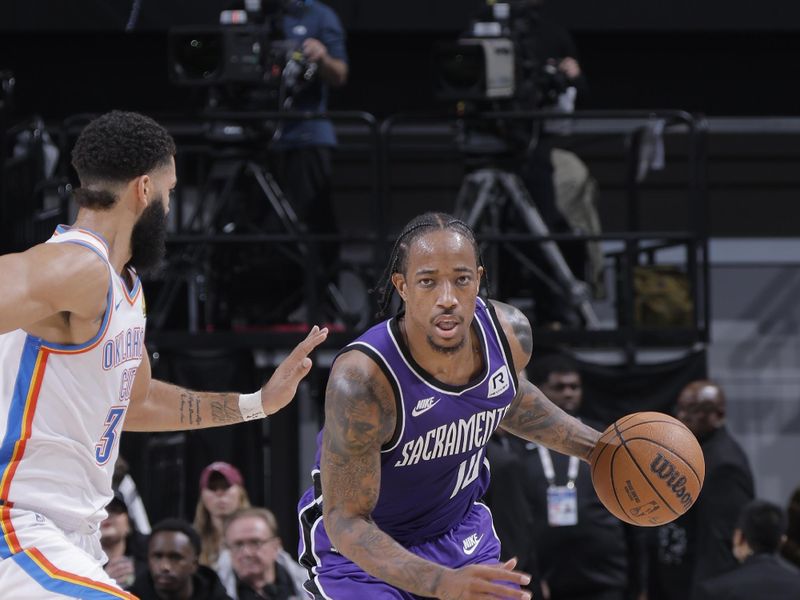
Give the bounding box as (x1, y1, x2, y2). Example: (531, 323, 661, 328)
(373, 212, 487, 319)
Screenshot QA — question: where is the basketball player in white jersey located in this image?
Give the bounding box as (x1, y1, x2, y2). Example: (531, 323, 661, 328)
(0, 111, 328, 599)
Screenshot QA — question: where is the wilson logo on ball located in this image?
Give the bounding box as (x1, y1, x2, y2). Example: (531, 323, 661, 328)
(650, 453, 695, 508)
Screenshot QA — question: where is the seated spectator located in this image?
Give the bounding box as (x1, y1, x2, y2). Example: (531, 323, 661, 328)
(130, 518, 232, 600)
(194, 462, 251, 592)
(782, 485, 800, 568)
(194, 461, 307, 596)
(693, 499, 800, 600)
(101, 489, 149, 590)
(224, 508, 298, 600)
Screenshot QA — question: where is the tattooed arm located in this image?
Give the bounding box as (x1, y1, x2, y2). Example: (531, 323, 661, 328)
(491, 301, 601, 461)
(123, 326, 327, 431)
(322, 351, 531, 600)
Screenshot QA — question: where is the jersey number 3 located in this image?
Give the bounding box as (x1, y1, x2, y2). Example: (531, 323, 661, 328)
(96, 406, 125, 465)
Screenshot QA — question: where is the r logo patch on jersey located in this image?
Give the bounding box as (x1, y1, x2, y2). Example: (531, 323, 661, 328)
(488, 366, 510, 398)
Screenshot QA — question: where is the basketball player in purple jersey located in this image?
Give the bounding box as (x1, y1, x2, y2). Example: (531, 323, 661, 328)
(0, 111, 327, 598)
(297, 213, 603, 599)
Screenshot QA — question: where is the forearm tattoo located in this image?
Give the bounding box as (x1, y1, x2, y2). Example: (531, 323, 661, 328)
(209, 397, 241, 424)
(175, 388, 240, 426)
(179, 392, 202, 426)
(502, 379, 600, 461)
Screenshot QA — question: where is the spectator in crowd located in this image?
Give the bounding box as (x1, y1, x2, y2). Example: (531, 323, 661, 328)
(648, 380, 755, 600)
(510, 353, 646, 600)
(693, 499, 800, 600)
(194, 462, 251, 593)
(194, 462, 306, 597)
(782, 484, 800, 568)
(100, 489, 149, 591)
(224, 507, 299, 600)
(130, 518, 232, 600)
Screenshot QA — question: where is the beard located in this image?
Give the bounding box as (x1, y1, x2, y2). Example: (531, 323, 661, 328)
(426, 333, 467, 355)
(129, 197, 168, 275)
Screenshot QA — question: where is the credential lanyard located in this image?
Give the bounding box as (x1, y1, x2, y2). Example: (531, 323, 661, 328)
(537, 445, 580, 489)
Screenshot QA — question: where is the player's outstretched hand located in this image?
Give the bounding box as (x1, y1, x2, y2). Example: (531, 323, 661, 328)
(260, 325, 328, 415)
(435, 557, 532, 600)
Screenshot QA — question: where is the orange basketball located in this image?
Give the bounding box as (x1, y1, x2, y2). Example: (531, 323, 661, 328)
(589, 411, 705, 526)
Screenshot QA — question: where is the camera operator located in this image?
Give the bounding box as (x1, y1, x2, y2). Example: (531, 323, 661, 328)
(224, 0, 348, 322)
(501, 0, 597, 329)
(274, 0, 348, 318)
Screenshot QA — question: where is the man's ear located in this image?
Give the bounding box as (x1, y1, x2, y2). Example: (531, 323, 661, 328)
(134, 174, 151, 209)
(732, 528, 750, 562)
(391, 273, 407, 301)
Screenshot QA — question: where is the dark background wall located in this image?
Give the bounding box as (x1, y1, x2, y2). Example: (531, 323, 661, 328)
(4, 0, 800, 32)
(2, 0, 799, 118)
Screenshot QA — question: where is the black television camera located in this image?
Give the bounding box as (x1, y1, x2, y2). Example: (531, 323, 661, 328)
(434, 0, 571, 109)
(167, 0, 317, 108)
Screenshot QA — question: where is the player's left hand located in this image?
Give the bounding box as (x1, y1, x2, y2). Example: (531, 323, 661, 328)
(303, 38, 329, 63)
(261, 325, 328, 415)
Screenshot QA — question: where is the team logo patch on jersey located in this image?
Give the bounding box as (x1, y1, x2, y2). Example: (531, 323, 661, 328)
(488, 366, 510, 398)
(462, 533, 484, 555)
(411, 396, 440, 417)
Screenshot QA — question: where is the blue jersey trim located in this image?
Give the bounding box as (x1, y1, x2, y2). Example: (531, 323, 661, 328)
(35, 282, 113, 352)
(55, 225, 111, 255)
(11, 551, 126, 598)
(123, 267, 141, 301)
(0, 337, 40, 524)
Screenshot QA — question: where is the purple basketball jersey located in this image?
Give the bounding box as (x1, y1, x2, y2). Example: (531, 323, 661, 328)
(309, 297, 518, 546)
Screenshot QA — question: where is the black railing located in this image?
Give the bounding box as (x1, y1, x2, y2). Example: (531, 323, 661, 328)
(5, 109, 709, 355)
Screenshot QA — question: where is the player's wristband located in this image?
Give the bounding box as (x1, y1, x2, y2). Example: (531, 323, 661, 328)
(238, 391, 267, 421)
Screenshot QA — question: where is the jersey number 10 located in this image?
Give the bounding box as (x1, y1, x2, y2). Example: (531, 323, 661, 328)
(450, 448, 485, 499)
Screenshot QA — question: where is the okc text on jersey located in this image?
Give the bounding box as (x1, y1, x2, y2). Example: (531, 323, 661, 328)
(101, 326, 145, 370)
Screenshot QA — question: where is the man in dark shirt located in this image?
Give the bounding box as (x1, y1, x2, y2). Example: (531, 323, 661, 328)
(225, 507, 297, 600)
(648, 381, 756, 600)
(782, 485, 800, 568)
(130, 518, 232, 600)
(273, 0, 348, 312)
(693, 499, 800, 600)
(499, 354, 646, 600)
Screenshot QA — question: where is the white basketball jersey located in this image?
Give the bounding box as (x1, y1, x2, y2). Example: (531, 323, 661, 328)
(0, 226, 146, 532)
